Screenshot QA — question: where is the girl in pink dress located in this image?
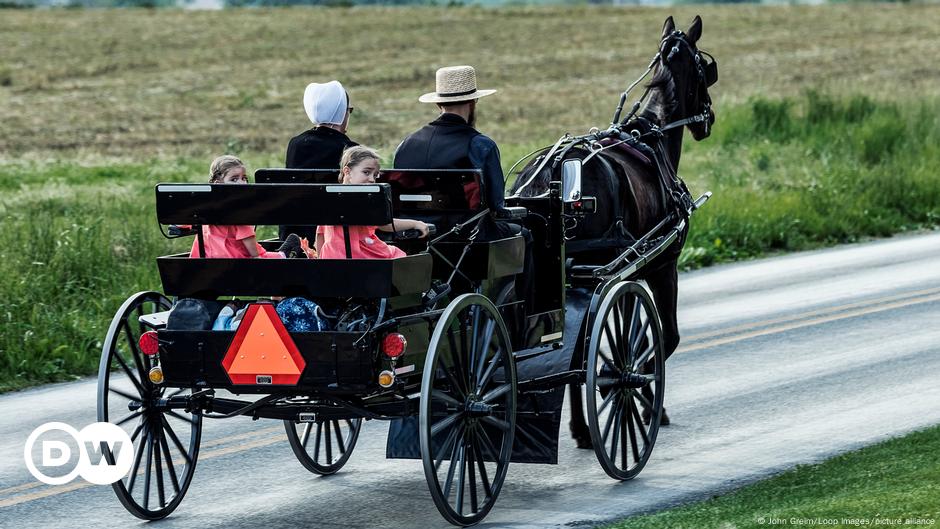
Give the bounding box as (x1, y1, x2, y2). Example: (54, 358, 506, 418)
(189, 155, 307, 259)
(315, 147, 428, 259)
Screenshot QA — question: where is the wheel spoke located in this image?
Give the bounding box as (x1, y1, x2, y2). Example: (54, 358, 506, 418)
(481, 383, 512, 404)
(609, 400, 621, 467)
(455, 443, 466, 516)
(597, 387, 618, 415)
(126, 422, 149, 495)
(434, 423, 463, 473)
(471, 436, 492, 499)
(598, 351, 621, 375)
(109, 386, 141, 402)
(158, 429, 181, 495)
(611, 299, 625, 364)
(476, 353, 503, 394)
(121, 321, 150, 382)
(313, 422, 323, 463)
(441, 428, 464, 501)
(160, 416, 192, 467)
(630, 315, 652, 363)
(300, 422, 312, 448)
(601, 393, 621, 445)
(431, 389, 463, 408)
(632, 343, 656, 371)
(467, 434, 478, 514)
(468, 307, 481, 387)
(627, 395, 646, 457)
(115, 410, 143, 427)
(431, 412, 463, 438)
(480, 415, 511, 432)
(153, 433, 166, 508)
(446, 328, 470, 397)
(324, 421, 333, 464)
(476, 424, 500, 462)
(474, 319, 496, 385)
(633, 388, 653, 410)
(130, 421, 146, 443)
(332, 420, 346, 454)
(112, 352, 146, 397)
(142, 428, 153, 510)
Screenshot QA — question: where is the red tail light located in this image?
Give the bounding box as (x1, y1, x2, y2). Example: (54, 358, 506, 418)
(139, 331, 160, 356)
(382, 333, 407, 358)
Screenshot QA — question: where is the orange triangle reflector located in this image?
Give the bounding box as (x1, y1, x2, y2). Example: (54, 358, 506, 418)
(221, 304, 306, 385)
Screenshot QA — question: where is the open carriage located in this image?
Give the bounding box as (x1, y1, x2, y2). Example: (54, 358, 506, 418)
(97, 164, 708, 526)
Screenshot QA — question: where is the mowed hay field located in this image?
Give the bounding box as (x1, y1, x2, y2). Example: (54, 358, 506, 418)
(1, 4, 939, 158)
(1, 4, 940, 391)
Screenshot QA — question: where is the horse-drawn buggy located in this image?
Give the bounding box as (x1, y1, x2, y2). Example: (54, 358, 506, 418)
(96, 16, 716, 527)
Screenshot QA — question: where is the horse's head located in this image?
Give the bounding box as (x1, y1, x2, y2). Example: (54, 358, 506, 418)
(657, 16, 717, 141)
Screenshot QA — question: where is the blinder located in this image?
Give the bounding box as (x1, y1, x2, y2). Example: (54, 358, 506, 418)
(700, 51, 718, 87)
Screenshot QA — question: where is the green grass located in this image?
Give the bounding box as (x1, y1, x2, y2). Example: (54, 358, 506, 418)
(605, 425, 940, 529)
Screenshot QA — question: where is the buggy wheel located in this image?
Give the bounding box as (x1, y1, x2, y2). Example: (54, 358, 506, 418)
(420, 294, 516, 527)
(284, 417, 362, 475)
(97, 291, 201, 520)
(585, 281, 664, 480)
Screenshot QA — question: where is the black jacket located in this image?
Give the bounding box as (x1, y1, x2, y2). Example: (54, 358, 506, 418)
(281, 127, 357, 241)
(285, 126, 357, 170)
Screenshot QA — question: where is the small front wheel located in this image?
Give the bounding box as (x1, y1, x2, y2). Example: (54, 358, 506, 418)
(420, 294, 516, 526)
(284, 417, 362, 475)
(585, 281, 665, 480)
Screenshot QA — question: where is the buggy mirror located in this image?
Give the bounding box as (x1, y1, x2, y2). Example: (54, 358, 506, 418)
(561, 159, 582, 203)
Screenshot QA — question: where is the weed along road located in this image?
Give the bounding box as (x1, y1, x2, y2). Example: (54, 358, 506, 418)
(3, 232, 940, 529)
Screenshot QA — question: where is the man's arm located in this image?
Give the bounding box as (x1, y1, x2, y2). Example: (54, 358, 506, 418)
(469, 135, 506, 210)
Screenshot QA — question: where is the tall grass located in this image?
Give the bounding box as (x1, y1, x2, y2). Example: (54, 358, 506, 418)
(678, 91, 940, 267)
(1, 93, 938, 392)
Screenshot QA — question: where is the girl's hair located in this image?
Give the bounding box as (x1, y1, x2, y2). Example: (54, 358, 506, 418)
(209, 155, 245, 182)
(339, 146, 381, 182)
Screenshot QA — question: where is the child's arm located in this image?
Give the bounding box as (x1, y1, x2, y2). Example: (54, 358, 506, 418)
(315, 232, 325, 254)
(241, 236, 261, 257)
(377, 219, 429, 237)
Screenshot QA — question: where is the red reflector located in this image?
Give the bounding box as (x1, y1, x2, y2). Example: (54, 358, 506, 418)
(382, 333, 407, 358)
(139, 331, 159, 356)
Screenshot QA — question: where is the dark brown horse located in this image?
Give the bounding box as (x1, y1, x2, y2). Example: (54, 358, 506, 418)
(508, 15, 717, 446)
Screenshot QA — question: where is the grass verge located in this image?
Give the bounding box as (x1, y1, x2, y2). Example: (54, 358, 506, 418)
(604, 425, 940, 529)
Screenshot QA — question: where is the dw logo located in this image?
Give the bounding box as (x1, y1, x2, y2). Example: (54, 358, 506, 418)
(24, 422, 134, 485)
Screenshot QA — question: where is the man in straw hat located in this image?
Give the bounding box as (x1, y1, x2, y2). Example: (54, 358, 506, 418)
(282, 80, 358, 241)
(395, 65, 533, 309)
(393, 65, 505, 213)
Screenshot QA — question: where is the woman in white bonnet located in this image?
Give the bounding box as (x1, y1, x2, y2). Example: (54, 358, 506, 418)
(282, 80, 359, 241)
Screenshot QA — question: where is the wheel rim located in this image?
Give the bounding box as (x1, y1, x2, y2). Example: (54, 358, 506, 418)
(284, 417, 362, 475)
(97, 292, 201, 520)
(585, 281, 664, 480)
(420, 294, 516, 526)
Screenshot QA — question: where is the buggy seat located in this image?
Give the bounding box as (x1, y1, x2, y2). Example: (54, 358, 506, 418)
(155, 182, 432, 299)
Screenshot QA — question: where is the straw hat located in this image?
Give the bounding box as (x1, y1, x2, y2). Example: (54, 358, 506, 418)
(418, 65, 497, 104)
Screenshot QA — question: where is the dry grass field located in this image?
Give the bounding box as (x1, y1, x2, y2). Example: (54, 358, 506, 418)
(1, 4, 939, 161)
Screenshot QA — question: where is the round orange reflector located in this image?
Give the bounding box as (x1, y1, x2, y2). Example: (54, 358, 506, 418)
(382, 333, 407, 358)
(148, 366, 164, 385)
(378, 370, 395, 388)
(139, 331, 159, 356)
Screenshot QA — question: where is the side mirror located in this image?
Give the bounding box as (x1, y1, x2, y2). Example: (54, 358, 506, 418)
(561, 159, 582, 203)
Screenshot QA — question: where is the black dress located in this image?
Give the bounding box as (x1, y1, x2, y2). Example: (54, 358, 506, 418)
(281, 127, 358, 241)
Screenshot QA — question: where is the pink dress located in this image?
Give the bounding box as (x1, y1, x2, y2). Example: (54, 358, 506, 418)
(189, 225, 284, 259)
(317, 225, 406, 259)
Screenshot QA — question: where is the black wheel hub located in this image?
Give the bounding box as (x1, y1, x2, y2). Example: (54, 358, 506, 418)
(466, 399, 494, 418)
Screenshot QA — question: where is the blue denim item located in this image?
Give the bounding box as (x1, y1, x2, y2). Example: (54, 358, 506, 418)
(276, 298, 330, 332)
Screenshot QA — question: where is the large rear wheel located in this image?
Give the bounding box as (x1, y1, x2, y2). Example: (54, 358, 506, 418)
(97, 292, 201, 520)
(420, 293, 516, 526)
(585, 281, 665, 480)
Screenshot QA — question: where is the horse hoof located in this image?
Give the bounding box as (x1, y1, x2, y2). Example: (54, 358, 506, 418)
(642, 407, 671, 426)
(574, 436, 593, 450)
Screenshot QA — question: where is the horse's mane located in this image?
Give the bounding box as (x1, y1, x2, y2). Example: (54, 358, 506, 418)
(640, 65, 677, 124)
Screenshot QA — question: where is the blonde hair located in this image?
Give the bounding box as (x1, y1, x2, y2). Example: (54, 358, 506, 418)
(339, 146, 381, 182)
(209, 155, 245, 182)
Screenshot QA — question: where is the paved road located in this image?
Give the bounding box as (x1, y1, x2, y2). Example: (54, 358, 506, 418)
(3, 232, 940, 528)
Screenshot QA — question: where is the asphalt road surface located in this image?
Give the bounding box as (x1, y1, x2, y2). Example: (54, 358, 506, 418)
(3, 231, 939, 528)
